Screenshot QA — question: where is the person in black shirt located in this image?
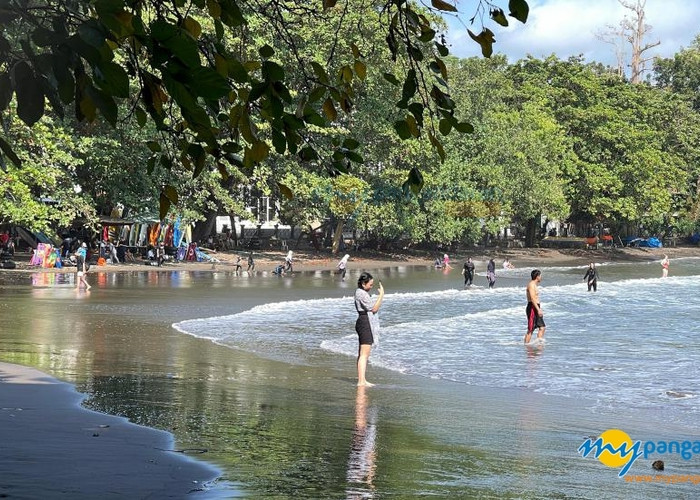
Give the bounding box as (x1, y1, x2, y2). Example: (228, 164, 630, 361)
(583, 262, 598, 292)
(461, 257, 475, 287)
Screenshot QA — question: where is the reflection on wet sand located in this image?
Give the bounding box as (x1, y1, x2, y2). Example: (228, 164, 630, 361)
(346, 385, 377, 499)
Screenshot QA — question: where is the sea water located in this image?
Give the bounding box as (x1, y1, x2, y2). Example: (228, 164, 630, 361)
(173, 257, 700, 429)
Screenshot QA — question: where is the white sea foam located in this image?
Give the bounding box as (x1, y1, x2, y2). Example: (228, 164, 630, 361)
(172, 265, 700, 424)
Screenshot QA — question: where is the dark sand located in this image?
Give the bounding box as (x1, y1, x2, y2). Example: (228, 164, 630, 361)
(0, 362, 223, 498)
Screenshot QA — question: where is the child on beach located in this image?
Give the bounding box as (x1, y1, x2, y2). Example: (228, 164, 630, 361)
(285, 250, 294, 272)
(337, 254, 350, 281)
(75, 245, 91, 290)
(247, 252, 255, 273)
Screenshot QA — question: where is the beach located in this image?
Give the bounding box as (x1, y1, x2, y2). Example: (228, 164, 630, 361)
(1, 246, 700, 498)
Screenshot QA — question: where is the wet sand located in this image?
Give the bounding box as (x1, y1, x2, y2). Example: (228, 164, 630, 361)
(1, 251, 699, 497)
(0, 362, 222, 498)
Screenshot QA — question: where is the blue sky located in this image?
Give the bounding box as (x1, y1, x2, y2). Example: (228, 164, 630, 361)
(444, 0, 700, 67)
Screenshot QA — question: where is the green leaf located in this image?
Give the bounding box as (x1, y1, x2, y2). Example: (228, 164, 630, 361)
(308, 86, 326, 103)
(353, 60, 366, 80)
(258, 44, 274, 59)
(227, 59, 249, 83)
(190, 66, 230, 99)
(431, 0, 457, 12)
(159, 192, 171, 220)
(490, 8, 509, 27)
(454, 122, 474, 133)
(408, 102, 424, 127)
(262, 60, 285, 82)
(383, 72, 401, 86)
(32, 27, 60, 47)
(435, 42, 449, 57)
(217, 162, 229, 181)
(418, 27, 436, 43)
(135, 107, 147, 127)
(394, 119, 412, 140)
(0, 72, 12, 111)
(299, 146, 319, 161)
(12, 62, 44, 126)
(342, 138, 360, 150)
(0, 136, 22, 167)
(163, 184, 179, 204)
(322, 98, 337, 121)
(310, 62, 330, 85)
(151, 20, 200, 68)
(340, 65, 353, 84)
(401, 69, 417, 101)
(146, 140, 161, 152)
(272, 129, 286, 154)
(439, 118, 452, 135)
(402, 167, 424, 196)
(249, 141, 269, 162)
(322, 0, 338, 9)
(278, 183, 294, 200)
(345, 151, 363, 163)
(509, 0, 529, 23)
(78, 20, 108, 50)
(468, 28, 495, 58)
(147, 155, 157, 175)
(95, 61, 130, 97)
(86, 85, 118, 126)
(219, 0, 245, 27)
(303, 105, 326, 126)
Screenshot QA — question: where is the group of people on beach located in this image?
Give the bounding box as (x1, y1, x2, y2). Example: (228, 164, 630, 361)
(352, 265, 546, 386)
(351, 252, 674, 386)
(459, 257, 513, 289)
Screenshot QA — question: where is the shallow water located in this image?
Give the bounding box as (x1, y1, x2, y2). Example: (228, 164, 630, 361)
(1, 259, 699, 498)
(175, 259, 700, 428)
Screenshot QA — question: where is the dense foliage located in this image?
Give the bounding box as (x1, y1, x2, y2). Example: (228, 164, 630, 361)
(2, 2, 700, 249)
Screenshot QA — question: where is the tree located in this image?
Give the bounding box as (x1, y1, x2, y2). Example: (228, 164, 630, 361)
(597, 0, 659, 83)
(0, 0, 529, 216)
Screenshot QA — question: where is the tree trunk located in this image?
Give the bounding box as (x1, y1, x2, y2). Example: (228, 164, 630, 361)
(525, 217, 539, 247)
(332, 220, 344, 254)
(192, 211, 217, 244)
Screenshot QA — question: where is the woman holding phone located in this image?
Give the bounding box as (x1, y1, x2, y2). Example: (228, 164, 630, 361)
(354, 272, 385, 387)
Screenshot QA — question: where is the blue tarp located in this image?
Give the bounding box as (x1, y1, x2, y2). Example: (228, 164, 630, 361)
(623, 236, 663, 248)
(638, 237, 663, 248)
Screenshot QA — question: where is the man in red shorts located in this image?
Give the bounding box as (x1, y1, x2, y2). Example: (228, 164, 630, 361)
(524, 269, 545, 343)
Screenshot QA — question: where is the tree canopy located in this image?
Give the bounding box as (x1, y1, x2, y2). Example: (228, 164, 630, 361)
(0, 0, 529, 217)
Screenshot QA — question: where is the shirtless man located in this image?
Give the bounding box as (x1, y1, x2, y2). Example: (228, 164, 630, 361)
(524, 269, 545, 343)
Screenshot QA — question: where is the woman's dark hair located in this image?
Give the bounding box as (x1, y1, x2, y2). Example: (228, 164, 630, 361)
(357, 272, 373, 288)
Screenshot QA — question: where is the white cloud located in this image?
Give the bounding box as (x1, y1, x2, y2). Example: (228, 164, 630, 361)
(446, 0, 700, 66)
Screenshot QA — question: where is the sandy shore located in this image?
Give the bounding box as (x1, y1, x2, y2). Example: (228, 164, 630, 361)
(5, 244, 699, 275)
(0, 362, 223, 498)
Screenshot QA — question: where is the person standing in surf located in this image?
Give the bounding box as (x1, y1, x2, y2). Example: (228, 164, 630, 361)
(354, 272, 385, 387)
(75, 243, 91, 290)
(461, 257, 475, 287)
(246, 251, 255, 273)
(582, 262, 598, 291)
(486, 258, 496, 288)
(337, 254, 350, 281)
(661, 254, 669, 278)
(524, 269, 545, 343)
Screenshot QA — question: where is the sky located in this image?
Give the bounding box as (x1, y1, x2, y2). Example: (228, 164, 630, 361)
(444, 0, 700, 68)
